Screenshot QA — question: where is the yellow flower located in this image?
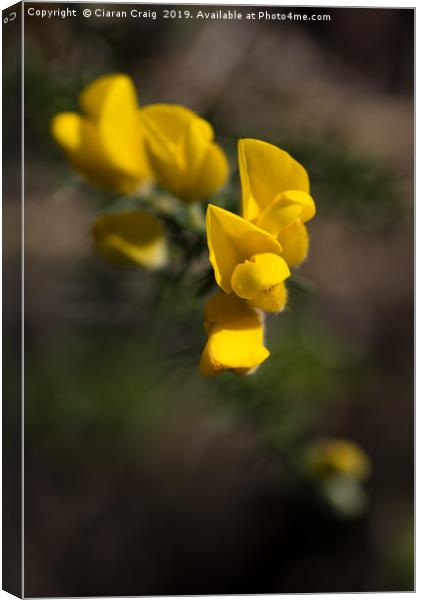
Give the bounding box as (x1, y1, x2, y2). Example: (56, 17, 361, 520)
(51, 74, 152, 193)
(238, 138, 316, 268)
(139, 104, 229, 203)
(206, 204, 290, 313)
(92, 210, 168, 270)
(199, 292, 269, 376)
(307, 438, 371, 481)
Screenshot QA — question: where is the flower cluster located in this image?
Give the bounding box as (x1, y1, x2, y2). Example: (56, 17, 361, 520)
(201, 139, 316, 376)
(51, 73, 229, 268)
(51, 73, 316, 377)
(51, 75, 373, 517)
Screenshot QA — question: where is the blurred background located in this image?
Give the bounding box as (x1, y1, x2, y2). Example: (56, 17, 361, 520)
(4, 4, 414, 595)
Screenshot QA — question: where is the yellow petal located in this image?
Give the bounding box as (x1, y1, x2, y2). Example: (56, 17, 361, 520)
(140, 104, 208, 153)
(207, 318, 269, 371)
(63, 120, 139, 193)
(181, 117, 214, 175)
(90, 75, 149, 179)
(52, 75, 151, 192)
(199, 340, 222, 376)
(92, 211, 168, 269)
(238, 138, 310, 222)
(281, 190, 316, 222)
(248, 281, 288, 313)
(256, 190, 316, 234)
(140, 104, 212, 167)
(140, 109, 192, 194)
(189, 143, 229, 202)
(276, 220, 309, 268)
(140, 104, 226, 202)
(140, 105, 187, 167)
(230, 253, 290, 300)
(206, 205, 282, 293)
(199, 340, 259, 376)
(200, 292, 271, 376)
(257, 202, 303, 234)
(79, 74, 135, 118)
(143, 144, 185, 197)
(54, 118, 126, 190)
(204, 290, 257, 324)
(51, 112, 82, 153)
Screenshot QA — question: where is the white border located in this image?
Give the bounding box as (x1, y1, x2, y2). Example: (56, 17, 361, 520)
(0, 1, 416, 599)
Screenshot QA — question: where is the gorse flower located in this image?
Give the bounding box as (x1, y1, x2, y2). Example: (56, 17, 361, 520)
(202, 139, 315, 375)
(239, 138, 316, 268)
(199, 292, 269, 376)
(206, 204, 291, 313)
(51, 75, 229, 204)
(51, 74, 152, 193)
(93, 210, 168, 270)
(306, 438, 371, 518)
(140, 104, 229, 203)
(306, 438, 371, 481)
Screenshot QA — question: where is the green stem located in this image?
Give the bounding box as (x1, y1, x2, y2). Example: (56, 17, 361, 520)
(187, 203, 206, 234)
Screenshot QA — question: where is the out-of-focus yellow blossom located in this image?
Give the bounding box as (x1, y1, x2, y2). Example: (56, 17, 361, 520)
(199, 292, 269, 376)
(51, 74, 152, 193)
(239, 138, 316, 268)
(307, 438, 371, 481)
(92, 210, 168, 270)
(139, 104, 229, 203)
(206, 204, 290, 313)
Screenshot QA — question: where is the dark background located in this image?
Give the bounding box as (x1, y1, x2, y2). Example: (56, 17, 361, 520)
(4, 4, 414, 595)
